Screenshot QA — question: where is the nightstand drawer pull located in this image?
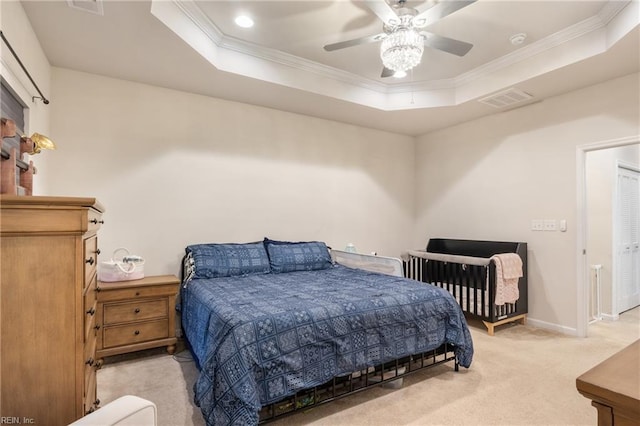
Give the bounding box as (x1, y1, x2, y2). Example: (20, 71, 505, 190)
(85, 257, 95, 265)
(94, 324, 101, 331)
(94, 398, 101, 407)
(90, 219, 105, 225)
(96, 249, 101, 255)
(86, 307, 95, 316)
(86, 357, 94, 366)
(134, 308, 140, 314)
(87, 407, 95, 414)
(95, 361, 103, 370)
(134, 330, 140, 335)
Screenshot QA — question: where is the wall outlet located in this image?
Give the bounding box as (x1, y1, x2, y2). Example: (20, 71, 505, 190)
(543, 219, 557, 231)
(531, 220, 544, 231)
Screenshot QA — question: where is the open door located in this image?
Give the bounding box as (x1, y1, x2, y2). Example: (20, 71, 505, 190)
(615, 164, 640, 314)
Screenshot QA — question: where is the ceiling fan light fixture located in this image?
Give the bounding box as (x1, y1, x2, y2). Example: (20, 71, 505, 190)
(380, 28, 424, 73)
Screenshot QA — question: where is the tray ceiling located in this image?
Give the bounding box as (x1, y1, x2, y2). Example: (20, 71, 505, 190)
(18, 0, 640, 135)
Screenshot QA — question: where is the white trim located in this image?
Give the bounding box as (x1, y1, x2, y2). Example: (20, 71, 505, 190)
(526, 317, 578, 337)
(600, 312, 620, 322)
(577, 135, 640, 337)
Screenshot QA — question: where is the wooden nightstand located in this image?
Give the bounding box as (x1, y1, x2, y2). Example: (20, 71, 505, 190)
(96, 275, 180, 361)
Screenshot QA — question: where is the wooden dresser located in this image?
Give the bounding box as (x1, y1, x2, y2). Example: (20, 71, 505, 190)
(0, 195, 105, 425)
(96, 275, 180, 361)
(576, 339, 640, 426)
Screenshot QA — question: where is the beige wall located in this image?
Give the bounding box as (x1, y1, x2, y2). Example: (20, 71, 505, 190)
(586, 145, 639, 319)
(4, 1, 640, 335)
(415, 73, 640, 333)
(47, 68, 416, 276)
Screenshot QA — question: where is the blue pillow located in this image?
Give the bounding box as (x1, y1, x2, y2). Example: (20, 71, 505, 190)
(186, 242, 271, 279)
(264, 238, 333, 273)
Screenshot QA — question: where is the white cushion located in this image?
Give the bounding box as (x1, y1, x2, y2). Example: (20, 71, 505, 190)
(68, 395, 157, 426)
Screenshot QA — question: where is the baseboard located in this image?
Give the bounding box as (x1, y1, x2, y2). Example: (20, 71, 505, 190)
(526, 317, 579, 336)
(600, 313, 619, 321)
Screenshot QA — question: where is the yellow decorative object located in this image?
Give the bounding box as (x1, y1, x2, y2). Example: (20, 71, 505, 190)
(21, 132, 56, 154)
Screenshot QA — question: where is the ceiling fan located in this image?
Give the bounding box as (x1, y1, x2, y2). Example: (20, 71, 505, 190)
(324, 0, 476, 78)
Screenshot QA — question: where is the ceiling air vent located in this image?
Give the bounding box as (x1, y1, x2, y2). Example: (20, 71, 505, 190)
(478, 88, 533, 109)
(67, 0, 104, 16)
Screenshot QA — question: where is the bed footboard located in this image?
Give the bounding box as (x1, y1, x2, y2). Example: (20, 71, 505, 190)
(403, 238, 528, 335)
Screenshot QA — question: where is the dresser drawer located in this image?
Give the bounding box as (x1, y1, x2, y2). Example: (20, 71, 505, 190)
(103, 319, 169, 348)
(83, 236, 98, 286)
(84, 335, 97, 390)
(84, 302, 98, 342)
(103, 299, 168, 325)
(87, 209, 103, 235)
(84, 365, 98, 415)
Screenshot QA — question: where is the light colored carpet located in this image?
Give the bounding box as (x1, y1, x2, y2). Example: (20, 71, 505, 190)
(98, 308, 640, 425)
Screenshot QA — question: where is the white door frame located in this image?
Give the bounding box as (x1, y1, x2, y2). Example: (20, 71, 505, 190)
(576, 135, 640, 337)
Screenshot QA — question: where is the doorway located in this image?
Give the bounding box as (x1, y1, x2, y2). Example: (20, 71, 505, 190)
(578, 136, 640, 337)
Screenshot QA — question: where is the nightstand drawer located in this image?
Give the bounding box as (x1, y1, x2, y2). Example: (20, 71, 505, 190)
(103, 299, 168, 324)
(97, 283, 178, 302)
(103, 319, 169, 348)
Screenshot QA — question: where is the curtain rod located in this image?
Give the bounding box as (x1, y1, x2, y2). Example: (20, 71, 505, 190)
(0, 30, 50, 105)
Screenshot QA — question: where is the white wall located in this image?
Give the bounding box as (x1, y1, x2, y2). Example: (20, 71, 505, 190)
(47, 68, 416, 276)
(586, 145, 640, 318)
(0, 1, 51, 178)
(415, 73, 640, 333)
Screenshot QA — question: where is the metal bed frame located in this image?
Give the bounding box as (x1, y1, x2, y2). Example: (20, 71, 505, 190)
(259, 343, 458, 423)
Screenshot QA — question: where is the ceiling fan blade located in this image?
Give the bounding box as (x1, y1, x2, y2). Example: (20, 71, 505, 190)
(381, 67, 394, 78)
(422, 32, 473, 56)
(364, 0, 400, 25)
(413, 0, 476, 28)
(324, 33, 386, 52)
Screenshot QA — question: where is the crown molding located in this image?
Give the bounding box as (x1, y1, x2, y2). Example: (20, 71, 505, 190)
(174, 0, 389, 94)
(154, 0, 634, 108)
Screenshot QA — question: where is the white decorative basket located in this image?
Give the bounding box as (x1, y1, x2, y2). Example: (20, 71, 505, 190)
(98, 248, 145, 282)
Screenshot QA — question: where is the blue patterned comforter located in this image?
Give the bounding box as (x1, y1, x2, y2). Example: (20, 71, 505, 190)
(181, 264, 473, 425)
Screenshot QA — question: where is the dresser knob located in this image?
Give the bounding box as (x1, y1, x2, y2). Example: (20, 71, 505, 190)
(96, 249, 101, 255)
(134, 330, 140, 335)
(85, 257, 95, 265)
(134, 308, 140, 314)
(95, 360, 103, 370)
(87, 407, 95, 414)
(94, 398, 101, 406)
(86, 307, 95, 316)
(135, 292, 140, 296)
(86, 357, 94, 366)
(94, 324, 101, 331)
(95, 286, 101, 292)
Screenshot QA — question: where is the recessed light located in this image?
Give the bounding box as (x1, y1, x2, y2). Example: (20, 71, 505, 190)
(235, 15, 254, 29)
(393, 70, 407, 78)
